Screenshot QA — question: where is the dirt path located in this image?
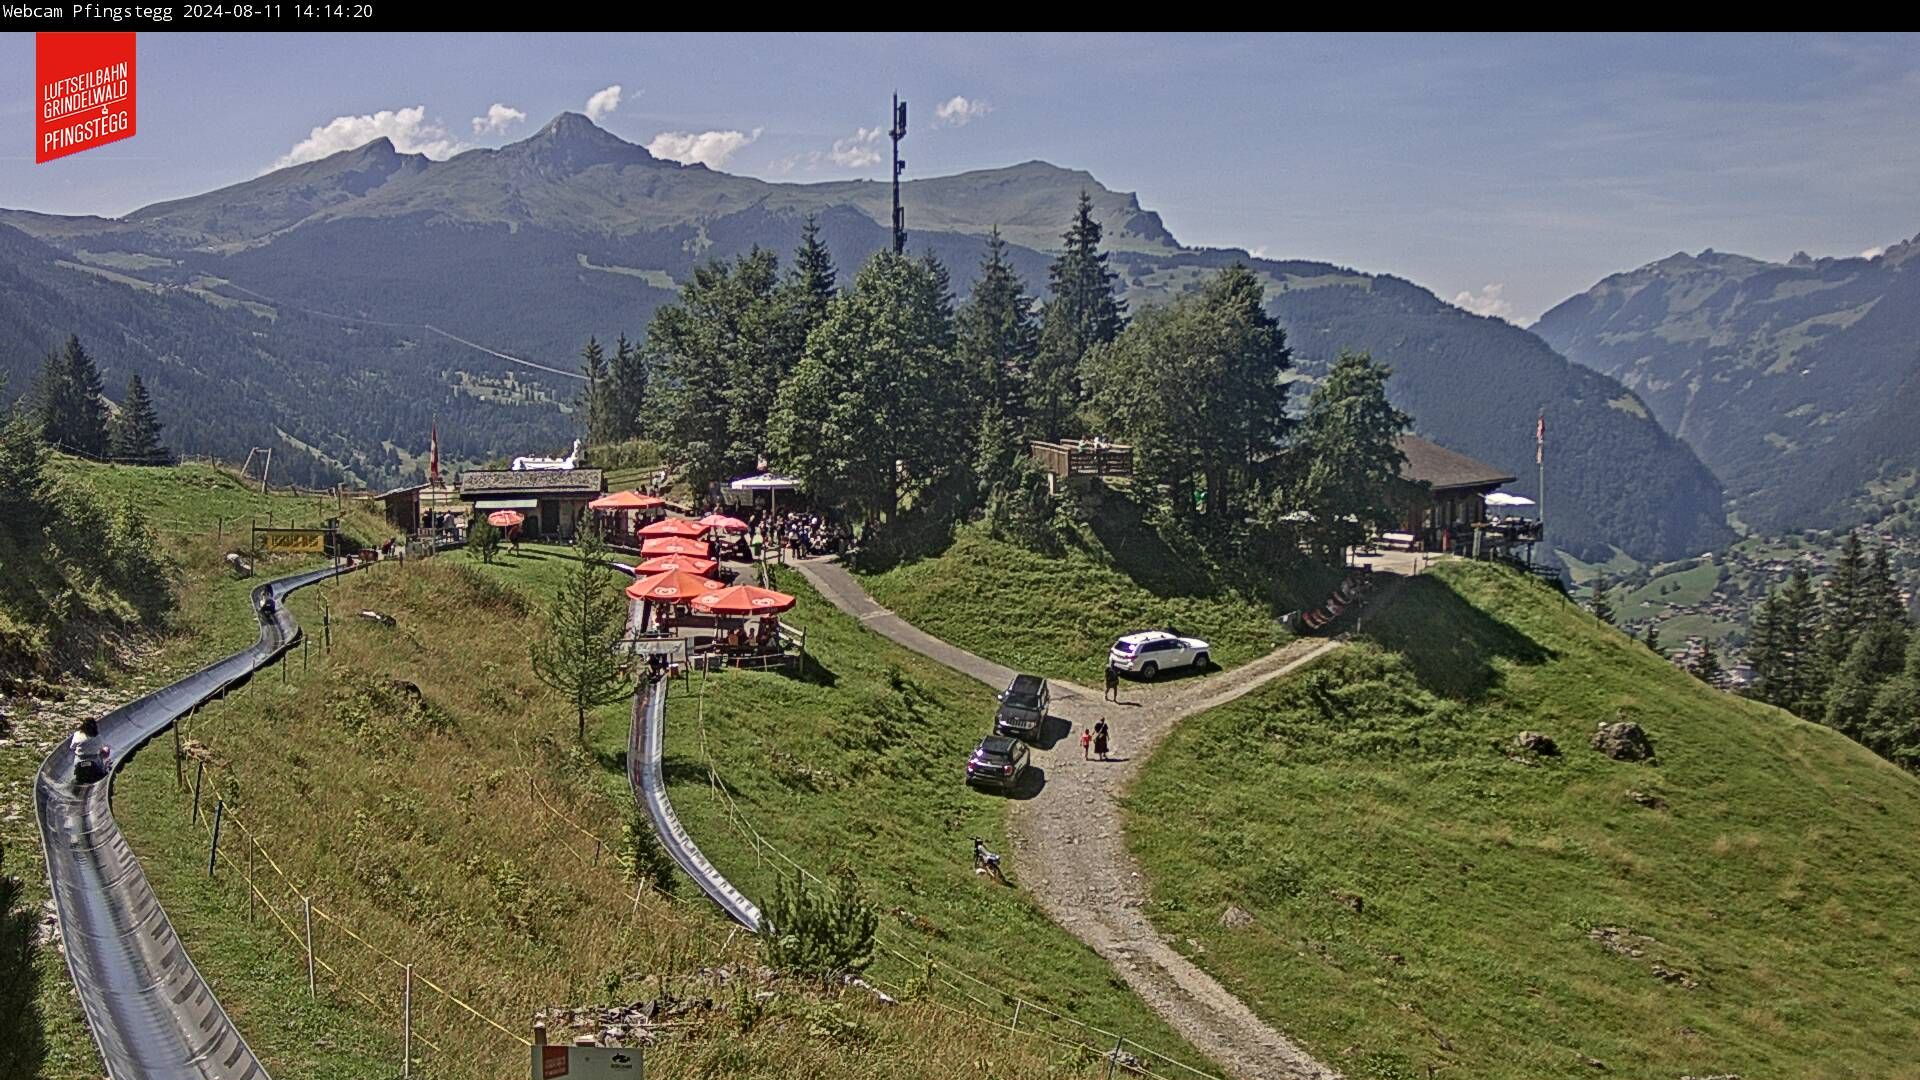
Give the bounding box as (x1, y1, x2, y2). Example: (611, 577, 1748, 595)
(794, 557, 1392, 1080)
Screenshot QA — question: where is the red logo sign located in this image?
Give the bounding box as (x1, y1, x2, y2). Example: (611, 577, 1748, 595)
(541, 1046, 570, 1078)
(36, 32, 137, 164)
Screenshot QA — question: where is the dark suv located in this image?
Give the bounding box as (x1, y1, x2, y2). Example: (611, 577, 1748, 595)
(965, 735, 1031, 791)
(994, 673, 1050, 739)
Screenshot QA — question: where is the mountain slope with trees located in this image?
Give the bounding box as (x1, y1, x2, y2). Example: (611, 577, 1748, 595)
(1534, 237, 1920, 532)
(1, 113, 1728, 561)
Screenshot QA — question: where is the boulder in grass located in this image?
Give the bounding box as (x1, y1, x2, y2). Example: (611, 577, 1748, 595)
(1591, 721, 1655, 762)
(1510, 730, 1559, 757)
(1218, 904, 1256, 929)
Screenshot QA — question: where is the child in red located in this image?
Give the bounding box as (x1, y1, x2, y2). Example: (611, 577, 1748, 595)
(1080, 728, 1093, 759)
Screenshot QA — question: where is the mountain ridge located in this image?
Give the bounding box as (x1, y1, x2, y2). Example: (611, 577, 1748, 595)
(0, 112, 1728, 561)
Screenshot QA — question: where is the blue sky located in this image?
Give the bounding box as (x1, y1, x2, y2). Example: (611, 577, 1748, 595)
(3, 31, 1916, 322)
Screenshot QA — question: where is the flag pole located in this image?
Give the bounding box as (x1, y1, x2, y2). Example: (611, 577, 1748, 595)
(1536, 409, 1546, 550)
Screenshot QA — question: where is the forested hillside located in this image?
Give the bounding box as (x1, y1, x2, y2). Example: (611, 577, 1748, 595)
(1535, 238, 1920, 531)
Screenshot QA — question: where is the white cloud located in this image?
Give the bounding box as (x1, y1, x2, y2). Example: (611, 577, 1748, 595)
(1248, 245, 1271, 259)
(830, 126, 884, 168)
(645, 128, 762, 169)
(471, 103, 526, 135)
(1452, 283, 1516, 322)
(933, 95, 992, 127)
(272, 106, 463, 169)
(586, 85, 623, 122)
(1861, 245, 1886, 259)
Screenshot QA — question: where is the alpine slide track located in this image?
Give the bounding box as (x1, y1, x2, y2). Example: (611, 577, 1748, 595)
(33, 558, 760, 1079)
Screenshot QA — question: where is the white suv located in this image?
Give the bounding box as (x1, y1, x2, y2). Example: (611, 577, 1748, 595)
(1109, 631, 1210, 679)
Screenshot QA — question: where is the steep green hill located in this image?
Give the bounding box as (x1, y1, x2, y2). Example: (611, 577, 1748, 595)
(1535, 238, 1920, 531)
(1129, 559, 1920, 1080)
(1, 113, 1729, 561)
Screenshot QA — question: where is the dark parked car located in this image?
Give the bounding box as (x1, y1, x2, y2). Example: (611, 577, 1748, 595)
(965, 735, 1031, 791)
(994, 673, 1050, 739)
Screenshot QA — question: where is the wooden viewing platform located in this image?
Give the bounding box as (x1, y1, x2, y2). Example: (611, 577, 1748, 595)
(1029, 439, 1134, 479)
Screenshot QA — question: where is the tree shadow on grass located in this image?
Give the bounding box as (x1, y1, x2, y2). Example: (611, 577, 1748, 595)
(0, 844, 47, 1080)
(1085, 495, 1217, 599)
(1359, 575, 1556, 700)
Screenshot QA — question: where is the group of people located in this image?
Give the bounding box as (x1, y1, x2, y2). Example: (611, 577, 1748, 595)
(742, 509, 849, 559)
(1078, 717, 1115, 761)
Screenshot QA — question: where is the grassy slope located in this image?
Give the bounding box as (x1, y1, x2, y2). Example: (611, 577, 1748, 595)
(94, 549, 1116, 1080)
(858, 514, 1326, 684)
(627, 561, 1214, 1073)
(3, 459, 401, 1079)
(1128, 560, 1920, 1080)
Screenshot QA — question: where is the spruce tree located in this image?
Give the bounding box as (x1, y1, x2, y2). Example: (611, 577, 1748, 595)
(955, 228, 1040, 431)
(1644, 622, 1662, 653)
(1690, 640, 1725, 688)
(1866, 545, 1905, 626)
(1031, 192, 1125, 440)
(789, 213, 838, 326)
(1819, 531, 1871, 674)
(608, 333, 648, 441)
(1823, 621, 1910, 741)
(36, 335, 109, 456)
(108, 373, 167, 464)
(579, 337, 611, 445)
(529, 532, 635, 741)
(1590, 579, 1615, 625)
(1776, 567, 1820, 714)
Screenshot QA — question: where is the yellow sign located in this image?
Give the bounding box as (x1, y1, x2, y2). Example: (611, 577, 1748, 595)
(257, 528, 328, 555)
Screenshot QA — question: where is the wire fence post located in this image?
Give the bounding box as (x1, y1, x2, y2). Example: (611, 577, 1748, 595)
(402, 963, 413, 1079)
(1106, 1036, 1123, 1079)
(1009, 1000, 1021, 1033)
(303, 896, 316, 1000)
(207, 800, 223, 877)
(191, 760, 205, 823)
(247, 842, 256, 924)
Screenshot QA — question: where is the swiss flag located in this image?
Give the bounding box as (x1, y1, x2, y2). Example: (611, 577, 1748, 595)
(36, 33, 137, 164)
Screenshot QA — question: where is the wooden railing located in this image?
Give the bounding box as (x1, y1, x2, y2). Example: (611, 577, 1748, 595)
(1028, 440, 1134, 478)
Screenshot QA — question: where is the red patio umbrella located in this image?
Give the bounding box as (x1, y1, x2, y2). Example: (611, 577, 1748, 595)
(636, 554, 719, 576)
(639, 536, 711, 558)
(589, 490, 665, 511)
(697, 513, 750, 533)
(638, 517, 708, 539)
(690, 584, 797, 615)
(486, 510, 524, 528)
(624, 568, 725, 604)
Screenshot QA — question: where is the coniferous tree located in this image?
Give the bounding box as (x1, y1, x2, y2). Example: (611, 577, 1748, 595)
(1775, 567, 1821, 714)
(1822, 620, 1910, 741)
(529, 532, 634, 741)
(107, 373, 168, 464)
(579, 337, 611, 445)
(1590, 579, 1615, 625)
(1644, 622, 1662, 654)
(1862, 634, 1920, 772)
(1690, 640, 1725, 688)
(1866, 545, 1906, 627)
(956, 229, 1040, 428)
(1031, 192, 1125, 440)
(607, 333, 648, 441)
(36, 335, 108, 456)
(789, 213, 838, 327)
(1746, 588, 1787, 703)
(1818, 531, 1872, 677)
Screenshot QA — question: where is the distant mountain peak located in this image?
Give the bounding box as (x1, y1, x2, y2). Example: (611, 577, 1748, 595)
(504, 112, 655, 173)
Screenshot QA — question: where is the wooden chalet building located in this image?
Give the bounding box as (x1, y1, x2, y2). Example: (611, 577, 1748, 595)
(1391, 435, 1518, 553)
(458, 468, 605, 540)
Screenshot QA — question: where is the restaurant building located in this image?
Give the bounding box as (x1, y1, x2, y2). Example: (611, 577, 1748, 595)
(458, 469, 606, 540)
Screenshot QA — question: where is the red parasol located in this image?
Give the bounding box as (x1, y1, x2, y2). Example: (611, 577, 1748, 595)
(638, 517, 708, 539)
(690, 584, 797, 615)
(639, 536, 711, 558)
(636, 554, 719, 576)
(486, 510, 524, 528)
(589, 490, 665, 511)
(624, 568, 725, 604)
(697, 513, 750, 533)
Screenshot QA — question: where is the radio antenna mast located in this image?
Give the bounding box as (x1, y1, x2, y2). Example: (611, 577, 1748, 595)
(890, 93, 908, 254)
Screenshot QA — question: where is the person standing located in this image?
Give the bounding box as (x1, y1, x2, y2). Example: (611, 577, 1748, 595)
(1104, 661, 1121, 702)
(1080, 727, 1092, 760)
(1093, 718, 1110, 761)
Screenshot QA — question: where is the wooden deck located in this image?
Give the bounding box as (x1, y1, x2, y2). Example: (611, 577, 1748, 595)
(1029, 439, 1134, 479)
